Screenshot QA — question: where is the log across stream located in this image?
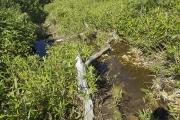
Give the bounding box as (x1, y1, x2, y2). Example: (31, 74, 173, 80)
(33, 39, 168, 119)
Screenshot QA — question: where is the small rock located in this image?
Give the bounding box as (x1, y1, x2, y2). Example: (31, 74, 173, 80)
(122, 55, 130, 62)
(126, 114, 139, 120)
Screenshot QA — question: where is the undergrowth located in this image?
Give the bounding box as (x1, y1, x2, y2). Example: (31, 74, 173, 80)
(0, 41, 96, 119)
(45, 0, 180, 78)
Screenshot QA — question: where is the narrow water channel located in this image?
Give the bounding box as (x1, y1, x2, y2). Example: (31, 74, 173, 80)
(33, 40, 167, 119)
(111, 46, 152, 112)
(113, 42, 153, 89)
(94, 42, 154, 119)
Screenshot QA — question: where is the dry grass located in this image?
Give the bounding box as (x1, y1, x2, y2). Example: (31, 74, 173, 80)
(151, 77, 180, 114)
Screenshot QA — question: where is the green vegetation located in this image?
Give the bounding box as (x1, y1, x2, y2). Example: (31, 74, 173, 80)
(138, 109, 154, 120)
(1, 41, 95, 119)
(113, 86, 123, 119)
(0, 1, 96, 119)
(0, 5, 36, 57)
(173, 114, 180, 120)
(1, 0, 180, 119)
(45, 0, 180, 77)
(141, 88, 158, 107)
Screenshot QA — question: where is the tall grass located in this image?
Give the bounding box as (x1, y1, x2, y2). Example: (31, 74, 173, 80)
(45, 0, 180, 77)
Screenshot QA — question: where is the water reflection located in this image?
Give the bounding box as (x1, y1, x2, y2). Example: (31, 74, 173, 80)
(34, 40, 53, 57)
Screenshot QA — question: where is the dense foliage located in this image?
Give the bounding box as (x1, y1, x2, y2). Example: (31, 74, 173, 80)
(0, 0, 54, 57)
(0, 0, 97, 119)
(0, 1, 97, 119)
(0, 5, 36, 57)
(0, 41, 95, 119)
(1, 0, 180, 119)
(0, 0, 52, 23)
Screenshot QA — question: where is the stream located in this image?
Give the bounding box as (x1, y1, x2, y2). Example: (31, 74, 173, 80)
(93, 42, 154, 119)
(93, 42, 170, 120)
(33, 40, 168, 119)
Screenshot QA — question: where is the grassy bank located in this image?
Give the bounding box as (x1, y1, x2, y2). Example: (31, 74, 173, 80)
(45, 0, 180, 78)
(1, 41, 95, 119)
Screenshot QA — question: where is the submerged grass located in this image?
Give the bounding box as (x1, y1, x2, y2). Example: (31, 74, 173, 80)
(113, 86, 123, 119)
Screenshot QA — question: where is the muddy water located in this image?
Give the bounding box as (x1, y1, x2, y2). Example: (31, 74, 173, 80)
(113, 42, 153, 89)
(94, 42, 153, 119)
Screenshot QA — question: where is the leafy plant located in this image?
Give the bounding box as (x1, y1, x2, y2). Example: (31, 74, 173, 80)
(0, 5, 36, 57)
(141, 88, 158, 107)
(138, 109, 154, 120)
(173, 114, 180, 120)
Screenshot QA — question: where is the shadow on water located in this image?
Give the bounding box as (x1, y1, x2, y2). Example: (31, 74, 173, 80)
(33, 40, 53, 57)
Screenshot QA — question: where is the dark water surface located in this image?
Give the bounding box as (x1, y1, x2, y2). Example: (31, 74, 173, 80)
(34, 40, 53, 57)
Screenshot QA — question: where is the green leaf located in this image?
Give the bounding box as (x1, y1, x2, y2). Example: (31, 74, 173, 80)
(0, 115, 6, 119)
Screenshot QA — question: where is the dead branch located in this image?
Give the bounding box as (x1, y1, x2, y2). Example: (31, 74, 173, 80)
(76, 54, 94, 120)
(76, 40, 114, 120)
(85, 46, 111, 66)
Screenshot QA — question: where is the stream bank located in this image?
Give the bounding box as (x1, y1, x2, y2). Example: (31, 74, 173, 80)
(33, 33, 177, 119)
(34, 22, 177, 119)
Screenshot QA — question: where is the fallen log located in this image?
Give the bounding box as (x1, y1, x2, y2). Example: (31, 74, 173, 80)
(76, 44, 111, 120)
(76, 54, 89, 94)
(76, 54, 94, 120)
(85, 46, 111, 66)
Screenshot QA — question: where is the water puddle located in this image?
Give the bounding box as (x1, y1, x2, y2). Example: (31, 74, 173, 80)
(34, 40, 53, 57)
(113, 42, 153, 89)
(94, 42, 154, 119)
